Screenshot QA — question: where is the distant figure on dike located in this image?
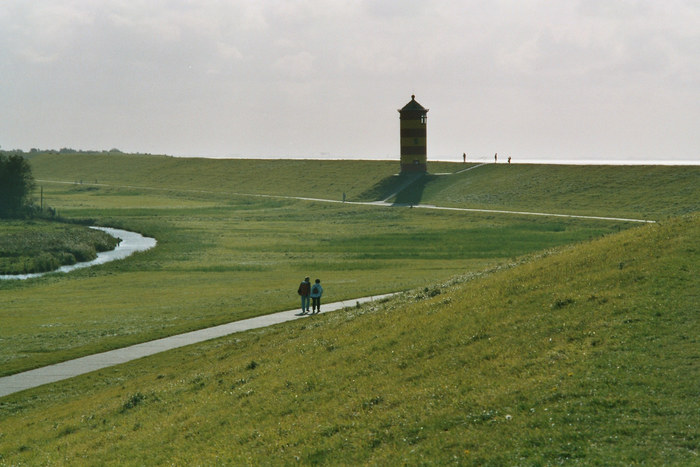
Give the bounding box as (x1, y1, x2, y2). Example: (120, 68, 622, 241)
(310, 279, 323, 314)
(296, 277, 311, 315)
(508, 156, 511, 164)
(494, 153, 498, 163)
(463, 152, 466, 163)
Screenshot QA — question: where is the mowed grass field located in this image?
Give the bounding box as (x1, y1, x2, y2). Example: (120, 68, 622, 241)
(0, 153, 698, 464)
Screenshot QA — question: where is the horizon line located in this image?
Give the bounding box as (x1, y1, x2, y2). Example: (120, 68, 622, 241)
(172, 154, 700, 166)
(13, 148, 698, 166)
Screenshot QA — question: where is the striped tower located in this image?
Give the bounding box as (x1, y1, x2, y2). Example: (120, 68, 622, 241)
(398, 95, 428, 173)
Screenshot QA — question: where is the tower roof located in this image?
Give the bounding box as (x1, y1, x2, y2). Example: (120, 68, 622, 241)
(399, 95, 428, 113)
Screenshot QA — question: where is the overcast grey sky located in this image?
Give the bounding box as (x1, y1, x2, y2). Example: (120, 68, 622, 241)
(1, 1, 698, 163)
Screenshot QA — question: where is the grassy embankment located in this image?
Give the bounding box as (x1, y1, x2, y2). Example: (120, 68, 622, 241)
(0, 209, 696, 464)
(7, 154, 690, 376)
(0, 221, 118, 275)
(28, 152, 697, 219)
(373, 164, 698, 219)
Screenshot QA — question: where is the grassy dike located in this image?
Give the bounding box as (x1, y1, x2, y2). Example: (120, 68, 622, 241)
(406, 164, 699, 219)
(27, 152, 699, 218)
(5, 154, 677, 377)
(0, 213, 696, 464)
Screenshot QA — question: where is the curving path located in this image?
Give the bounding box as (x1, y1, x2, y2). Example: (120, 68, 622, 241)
(2, 177, 656, 397)
(0, 293, 395, 397)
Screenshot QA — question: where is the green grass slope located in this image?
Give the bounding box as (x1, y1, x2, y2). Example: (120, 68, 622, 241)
(24, 154, 699, 242)
(1, 196, 619, 376)
(401, 164, 700, 219)
(27, 152, 408, 201)
(1, 214, 696, 465)
(4, 155, 643, 377)
(28, 153, 699, 219)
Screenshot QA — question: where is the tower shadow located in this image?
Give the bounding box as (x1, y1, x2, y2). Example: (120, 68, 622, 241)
(356, 172, 434, 204)
(392, 173, 429, 205)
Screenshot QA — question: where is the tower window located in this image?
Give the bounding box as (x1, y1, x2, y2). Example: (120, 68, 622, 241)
(420, 114, 427, 124)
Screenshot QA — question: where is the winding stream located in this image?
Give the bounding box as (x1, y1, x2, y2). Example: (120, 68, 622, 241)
(0, 227, 157, 280)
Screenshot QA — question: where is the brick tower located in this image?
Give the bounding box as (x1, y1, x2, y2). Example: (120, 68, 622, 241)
(398, 95, 428, 172)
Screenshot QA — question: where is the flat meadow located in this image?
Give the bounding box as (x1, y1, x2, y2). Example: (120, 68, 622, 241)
(0, 153, 698, 464)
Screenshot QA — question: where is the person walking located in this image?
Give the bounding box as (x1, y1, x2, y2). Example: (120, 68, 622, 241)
(296, 277, 311, 315)
(310, 279, 323, 314)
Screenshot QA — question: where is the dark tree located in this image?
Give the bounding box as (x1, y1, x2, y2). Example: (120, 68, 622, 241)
(0, 153, 35, 217)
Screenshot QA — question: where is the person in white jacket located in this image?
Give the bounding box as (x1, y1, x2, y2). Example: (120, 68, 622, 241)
(310, 279, 323, 314)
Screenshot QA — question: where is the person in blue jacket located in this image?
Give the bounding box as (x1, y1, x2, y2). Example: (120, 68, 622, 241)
(310, 279, 323, 314)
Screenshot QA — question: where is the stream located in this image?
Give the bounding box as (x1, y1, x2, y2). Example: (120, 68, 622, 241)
(0, 227, 157, 280)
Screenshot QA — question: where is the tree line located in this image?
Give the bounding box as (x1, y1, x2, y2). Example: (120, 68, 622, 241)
(2, 148, 125, 155)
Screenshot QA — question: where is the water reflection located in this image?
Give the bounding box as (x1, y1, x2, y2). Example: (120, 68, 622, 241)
(0, 227, 157, 280)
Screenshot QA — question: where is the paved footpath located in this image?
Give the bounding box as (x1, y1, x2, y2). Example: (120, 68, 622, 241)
(7, 178, 655, 399)
(0, 293, 396, 398)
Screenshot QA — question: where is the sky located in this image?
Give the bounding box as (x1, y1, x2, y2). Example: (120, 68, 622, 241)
(1, 0, 698, 164)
